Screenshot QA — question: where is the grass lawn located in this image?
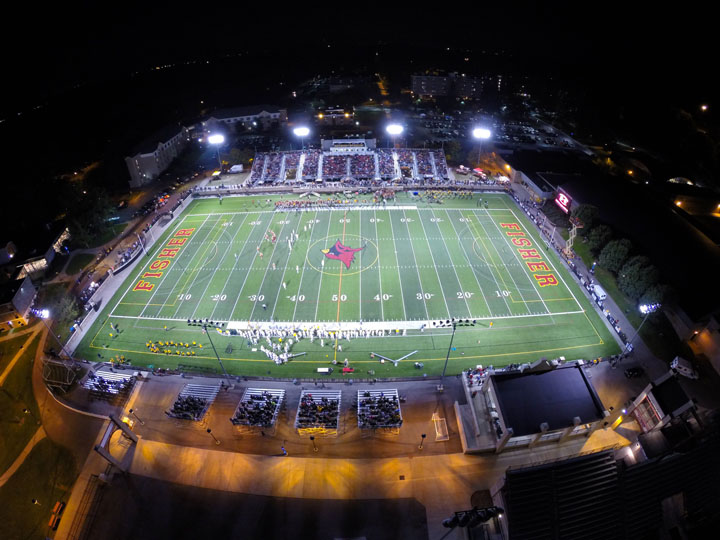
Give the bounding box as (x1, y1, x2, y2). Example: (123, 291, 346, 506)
(571, 240, 685, 362)
(0, 438, 78, 540)
(74, 192, 620, 378)
(35, 283, 83, 345)
(65, 253, 96, 275)
(0, 332, 42, 474)
(0, 334, 30, 374)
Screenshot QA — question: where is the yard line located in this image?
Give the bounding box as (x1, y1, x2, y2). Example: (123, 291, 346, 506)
(190, 213, 249, 320)
(138, 214, 214, 318)
(226, 214, 277, 321)
(444, 209, 492, 315)
(505, 204, 584, 311)
(459, 210, 513, 314)
(400, 209, 430, 320)
(169, 217, 231, 319)
(387, 209, 411, 320)
(247, 217, 296, 321)
(208, 213, 257, 320)
(269, 213, 303, 320)
(415, 210, 454, 318)
(472, 209, 534, 314)
(291, 211, 319, 322)
(482, 208, 552, 316)
(110, 216, 192, 317)
(313, 211, 334, 322)
(373, 209, 385, 321)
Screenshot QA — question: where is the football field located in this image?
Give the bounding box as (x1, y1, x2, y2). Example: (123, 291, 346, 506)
(74, 192, 620, 377)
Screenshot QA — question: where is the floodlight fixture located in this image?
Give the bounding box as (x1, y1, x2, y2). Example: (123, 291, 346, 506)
(207, 134, 225, 145)
(293, 127, 310, 137)
(472, 127, 491, 140)
(386, 124, 404, 136)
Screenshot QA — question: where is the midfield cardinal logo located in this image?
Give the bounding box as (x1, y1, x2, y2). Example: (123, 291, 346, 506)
(321, 240, 364, 269)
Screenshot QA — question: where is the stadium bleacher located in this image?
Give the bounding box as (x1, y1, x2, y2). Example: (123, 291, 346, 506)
(245, 147, 449, 186)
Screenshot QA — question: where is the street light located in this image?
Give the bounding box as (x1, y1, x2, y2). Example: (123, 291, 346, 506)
(434, 318, 476, 391)
(207, 428, 221, 445)
(418, 433, 427, 450)
(208, 133, 224, 169)
(293, 126, 310, 150)
(129, 408, 145, 425)
(625, 303, 661, 353)
(310, 435, 318, 452)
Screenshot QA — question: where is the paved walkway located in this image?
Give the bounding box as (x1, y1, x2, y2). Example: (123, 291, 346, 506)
(0, 325, 42, 386)
(0, 324, 38, 343)
(0, 427, 45, 487)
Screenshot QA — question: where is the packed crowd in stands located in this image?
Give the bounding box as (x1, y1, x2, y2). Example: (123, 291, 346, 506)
(376, 149, 396, 177)
(357, 392, 402, 428)
(250, 154, 266, 181)
(415, 150, 434, 176)
(86, 372, 134, 399)
(166, 395, 208, 421)
(296, 394, 339, 429)
(302, 150, 320, 180)
(349, 154, 375, 178)
(231, 391, 280, 427)
(396, 149, 414, 169)
(433, 152, 450, 179)
(264, 152, 282, 180)
(322, 155, 348, 179)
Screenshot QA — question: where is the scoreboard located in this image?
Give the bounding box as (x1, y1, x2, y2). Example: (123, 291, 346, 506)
(554, 189, 572, 214)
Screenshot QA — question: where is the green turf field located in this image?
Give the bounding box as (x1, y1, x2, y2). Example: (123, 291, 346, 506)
(73, 192, 620, 377)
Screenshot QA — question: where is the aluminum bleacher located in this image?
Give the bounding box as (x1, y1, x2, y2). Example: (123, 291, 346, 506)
(295, 389, 341, 437)
(166, 383, 220, 421)
(357, 389, 403, 429)
(231, 387, 285, 427)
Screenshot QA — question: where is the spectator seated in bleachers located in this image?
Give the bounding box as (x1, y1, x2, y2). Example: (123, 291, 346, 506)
(415, 150, 433, 176)
(232, 391, 279, 427)
(377, 149, 395, 178)
(349, 154, 376, 178)
(357, 392, 402, 428)
(296, 394, 339, 428)
(302, 150, 320, 180)
(322, 155, 348, 179)
(167, 395, 208, 421)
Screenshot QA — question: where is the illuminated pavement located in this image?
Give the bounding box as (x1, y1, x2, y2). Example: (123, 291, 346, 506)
(53, 373, 635, 540)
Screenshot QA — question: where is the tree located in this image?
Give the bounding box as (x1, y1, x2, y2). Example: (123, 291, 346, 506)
(641, 283, 668, 305)
(598, 238, 632, 274)
(229, 148, 255, 165)
(618, 255, 659, 301)
(571, 204, 599, 234)
(586, 225, 612, 253)
(444, 141, 463, 164)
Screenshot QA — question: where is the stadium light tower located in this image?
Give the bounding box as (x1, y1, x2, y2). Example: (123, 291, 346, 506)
(293, 126, 310, 149)
(208, 133, 224, 169)
(386, 124, 404, 148)
(625, 303, 661, 354)
(435, 318, 476, 391)
(472, 127, 491, 140)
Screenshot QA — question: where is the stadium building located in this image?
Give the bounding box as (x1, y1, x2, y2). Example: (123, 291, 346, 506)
(125, 124, 191, 188)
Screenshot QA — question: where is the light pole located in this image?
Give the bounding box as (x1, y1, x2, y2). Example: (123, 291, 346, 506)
(625, 303, 661, 354)
(208, 133, 225, 170)
(310, 435, 318, 452)
(386, 124, 404, 149)
(33, 309, 73, 361)
(293, 126, 310, 150)
(435, 318, 476, 391)
(418, 433, 426, 450)
(188, 319, 233, 387)
(472, 127, 491, 175)
(207, 428, 220, 445)
(129, 408, 145, 425)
